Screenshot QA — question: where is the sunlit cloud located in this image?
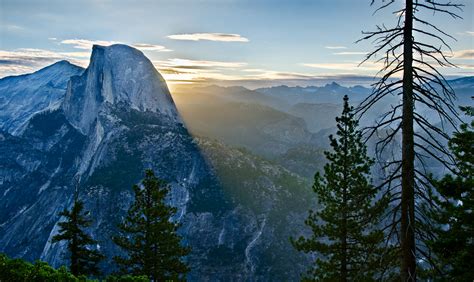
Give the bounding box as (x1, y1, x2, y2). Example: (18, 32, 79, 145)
(242, 69, 317, 80)
(154, 58, 247, 69)
(167, 33, 249, 42)
(454, 63, 474, 70)
(57, 38, 172, 52)
(59, 39, 121, 49)
(132, 43, 172, 52)
(153, 58, 248, 84)
(242, 68, 267, 72)
(325, 46, 347, 49)
(452, 49, 474, 60)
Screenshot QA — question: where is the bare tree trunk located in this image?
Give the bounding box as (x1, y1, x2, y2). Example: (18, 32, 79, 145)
(342, 187, 348, 282)
(401, 0, 416, 280)
(341, 124, 348, 282)
(71, 235, 78, 276)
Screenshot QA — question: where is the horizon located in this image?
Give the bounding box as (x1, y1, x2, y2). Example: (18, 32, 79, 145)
(1, 43, 473, 92)
(1, 0, 473, 88)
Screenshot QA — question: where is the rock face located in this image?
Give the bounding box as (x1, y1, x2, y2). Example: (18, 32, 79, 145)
(0, 61, 83, 135)
(62, 44, 178, 135)
(0, 44, 313, 280)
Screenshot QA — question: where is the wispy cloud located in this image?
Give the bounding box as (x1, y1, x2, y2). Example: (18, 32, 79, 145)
(333, 51, 367, 55)
(325, 46, 347, 49)
(154, 58, 247, 69)
(452, 49, 474, 60)
(242, 70, 317, 80)
(57, 38, 172, 52)
(59, 39, 121, 49)
(455, 63, 474, 70)
(1, 24, 25, 32)
(167, 33, 249, 42)
(302, 62, 381, 71)
(152, 58, 248, 84)
(132, 43, 172, 52)
(466, 31, 474, 36)
(0, 48, 89, 77)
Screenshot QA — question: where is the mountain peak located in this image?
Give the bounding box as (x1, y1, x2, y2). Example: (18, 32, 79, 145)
(0, 60, 84, 135)
(62, 44, 179, 134)
(325, 81, 341, 88)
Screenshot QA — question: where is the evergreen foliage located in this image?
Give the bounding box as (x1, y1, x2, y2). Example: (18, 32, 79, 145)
(427, 106, 474, 281)
(292, 96, 388, 281)
(52, 193, 103, 277)
(0, 253, 80, 281)
(0, 253, 149, 281)
(113, 169, 190, 281)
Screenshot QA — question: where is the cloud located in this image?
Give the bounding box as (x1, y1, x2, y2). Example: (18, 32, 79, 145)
(1, 24, 25, 32)
(0, 49, 67, 67)
(132, 43, 172, 52)
(333, 51, 367, 55)
(154, 58, 247, 70)
(466, 31, 474, 36)
(57, 39, 172, 52)
(242, 68, 267, 73)
(152, 58, 248, 85)
(454, 63, 474, 70)
(59, 39, 121, 49)
(0, 48, 89, 77)
(302, 62, 381, 71)
(452, 49, 474, 60)
(325, 46, 347, 49)
(167, 33, 249, 42)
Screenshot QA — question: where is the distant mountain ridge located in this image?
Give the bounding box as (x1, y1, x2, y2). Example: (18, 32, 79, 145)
(255, 82, 372, 105)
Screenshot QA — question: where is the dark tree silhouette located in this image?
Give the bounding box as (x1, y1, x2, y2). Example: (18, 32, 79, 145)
(112, 169, 190, 281)
(52, 177, 103, 277)
(426, 106, 474, 280)
(358, 0, 463, 280)
(292, 96, 389, 281)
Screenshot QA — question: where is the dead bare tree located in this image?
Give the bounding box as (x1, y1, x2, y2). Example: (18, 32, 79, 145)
(357, 0, 463, 280)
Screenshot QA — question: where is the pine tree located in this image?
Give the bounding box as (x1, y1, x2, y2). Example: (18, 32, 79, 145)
(52, 192, 103, 277)
(427, 106, 473, 280)
(292, 96, 389, 281)
(112, 169, 190, 281)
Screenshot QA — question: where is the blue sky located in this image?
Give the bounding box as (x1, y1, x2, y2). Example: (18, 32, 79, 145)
(1, 0, 472, 88)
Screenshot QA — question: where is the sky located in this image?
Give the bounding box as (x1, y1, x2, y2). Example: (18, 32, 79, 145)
(0, 0, 473, 89)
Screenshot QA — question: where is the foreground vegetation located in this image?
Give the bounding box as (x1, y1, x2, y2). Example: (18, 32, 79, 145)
(0, 253, 147, 281)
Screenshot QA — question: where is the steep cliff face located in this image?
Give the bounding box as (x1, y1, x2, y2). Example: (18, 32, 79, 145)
(62, 44, 178, 136)
(0, 44, 314, 280)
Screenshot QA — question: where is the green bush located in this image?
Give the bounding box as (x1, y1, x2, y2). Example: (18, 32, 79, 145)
(105, 275, 148, 282)
(0, 254, 78, 281)
(0, 254, 149, 281)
